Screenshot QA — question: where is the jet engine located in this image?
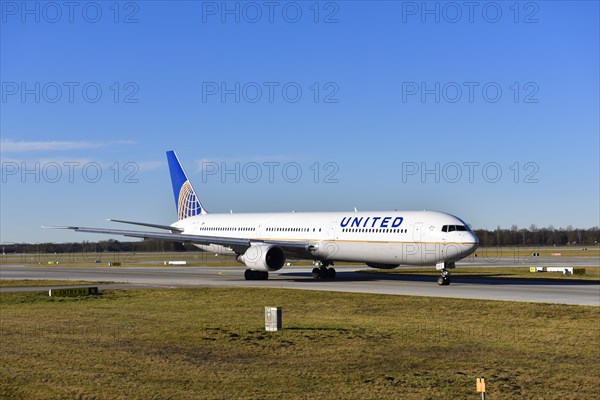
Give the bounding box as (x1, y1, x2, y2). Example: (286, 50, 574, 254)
(237, 244, 286, 272)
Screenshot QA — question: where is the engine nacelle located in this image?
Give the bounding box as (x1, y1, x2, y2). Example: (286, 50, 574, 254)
(366, 262, 399, 270)
(237, 244, 286, 272)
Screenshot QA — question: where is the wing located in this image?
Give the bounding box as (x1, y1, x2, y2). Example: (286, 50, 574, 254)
(106, 219, 184, 233)
(43, 225, 316, 256)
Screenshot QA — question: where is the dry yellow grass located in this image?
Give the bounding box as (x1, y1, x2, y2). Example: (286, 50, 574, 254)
(0, 280, 116, 288)
(1, 287, 598, 399)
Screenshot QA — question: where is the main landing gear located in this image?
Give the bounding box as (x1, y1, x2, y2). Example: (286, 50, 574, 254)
(244, 270, 269, 280)
(312, 261, 336, 280)
(436, 261, 455, 286)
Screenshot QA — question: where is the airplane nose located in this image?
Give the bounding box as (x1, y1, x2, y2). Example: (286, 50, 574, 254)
(470, 233, 479, 252)
(459, 232, 479, 254)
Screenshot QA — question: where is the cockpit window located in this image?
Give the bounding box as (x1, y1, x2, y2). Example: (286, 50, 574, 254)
(442, 225, 468, 232)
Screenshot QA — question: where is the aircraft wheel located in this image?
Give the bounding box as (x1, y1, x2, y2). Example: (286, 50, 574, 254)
(326, 268, 336, 280)
(437, 275, 451, 286)
(312, 268, 320, 279)
(245, 270, 269, 280)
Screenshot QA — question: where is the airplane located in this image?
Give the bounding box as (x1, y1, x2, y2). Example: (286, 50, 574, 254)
(47, 151, 479, 285)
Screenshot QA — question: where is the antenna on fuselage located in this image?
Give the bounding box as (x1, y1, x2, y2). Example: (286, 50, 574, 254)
(354, 207, 358, 212)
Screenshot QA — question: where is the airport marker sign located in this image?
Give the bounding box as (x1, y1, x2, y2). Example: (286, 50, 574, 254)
(48, 287, 99, 297)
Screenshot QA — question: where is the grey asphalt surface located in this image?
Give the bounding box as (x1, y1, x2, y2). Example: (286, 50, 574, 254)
(2, 261, 599, 306)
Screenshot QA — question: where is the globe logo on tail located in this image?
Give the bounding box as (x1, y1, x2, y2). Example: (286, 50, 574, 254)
(177, 180, 202, 219)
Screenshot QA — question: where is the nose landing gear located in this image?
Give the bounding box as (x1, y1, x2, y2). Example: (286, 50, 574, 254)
(437, 270, 451, 286)
(436, 262, 455, 286)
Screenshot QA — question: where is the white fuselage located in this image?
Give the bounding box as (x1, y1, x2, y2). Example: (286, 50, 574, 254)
(171, 210, 479, 267)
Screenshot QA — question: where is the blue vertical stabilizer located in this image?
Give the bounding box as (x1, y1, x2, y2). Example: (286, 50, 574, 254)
(166, 151, 206, 219)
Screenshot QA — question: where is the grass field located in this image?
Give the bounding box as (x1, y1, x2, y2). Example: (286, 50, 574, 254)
(1, 287, 598, 399)
(1, 252, 238, 268)
(0, 280, 118, 288)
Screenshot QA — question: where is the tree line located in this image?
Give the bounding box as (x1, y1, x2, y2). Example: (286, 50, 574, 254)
(473, 225, 599, 247)
(2, 239, 190, 255)
(2, 226, 599, 254)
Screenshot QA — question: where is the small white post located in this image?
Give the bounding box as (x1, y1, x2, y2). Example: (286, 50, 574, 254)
(265, 307, 282, 331)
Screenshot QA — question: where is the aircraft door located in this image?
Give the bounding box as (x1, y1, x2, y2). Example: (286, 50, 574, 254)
(328, 222, 338, 240)
(413, 222, 423, 242)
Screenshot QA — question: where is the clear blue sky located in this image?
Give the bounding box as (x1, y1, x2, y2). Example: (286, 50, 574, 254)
(1, 1, 598, 243)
